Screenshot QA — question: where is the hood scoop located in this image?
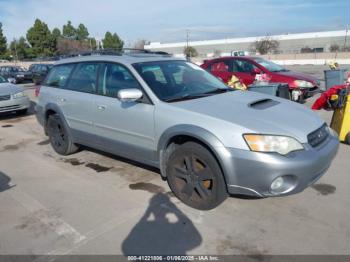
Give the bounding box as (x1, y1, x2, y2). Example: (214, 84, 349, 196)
(249, 98, 280, 110)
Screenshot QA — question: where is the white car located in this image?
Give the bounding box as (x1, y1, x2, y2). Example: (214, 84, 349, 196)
(0, 76, 30, 115)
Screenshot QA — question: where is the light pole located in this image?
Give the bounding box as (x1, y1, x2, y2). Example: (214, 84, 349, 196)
(186, 29, 190, 61)
(344, 28, 348, 51)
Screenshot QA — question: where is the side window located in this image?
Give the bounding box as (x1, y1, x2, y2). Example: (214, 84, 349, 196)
(65, 63, 98, 93)
(42, 65, 49, 72)
(210, 61, 230, 72)
(44, 64, 75, 88)
(98, 63, 141, 98)
(234, 60, 257, 73)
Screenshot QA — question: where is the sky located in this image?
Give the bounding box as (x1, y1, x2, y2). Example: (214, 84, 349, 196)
(0, 0, 350, 46)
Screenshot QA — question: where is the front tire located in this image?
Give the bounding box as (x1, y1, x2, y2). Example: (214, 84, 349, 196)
(166, 142, 227, 210)
(47, 114, 79, 155)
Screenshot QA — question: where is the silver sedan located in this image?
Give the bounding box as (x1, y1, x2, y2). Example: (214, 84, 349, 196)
(0, 76, 30, 115)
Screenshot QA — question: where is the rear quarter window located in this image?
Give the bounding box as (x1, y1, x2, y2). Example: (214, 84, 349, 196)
(44, 64, 75, 88)
(65, 63, 99, 93)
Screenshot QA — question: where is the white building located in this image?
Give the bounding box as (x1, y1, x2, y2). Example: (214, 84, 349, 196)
(145, 30, 349, 58)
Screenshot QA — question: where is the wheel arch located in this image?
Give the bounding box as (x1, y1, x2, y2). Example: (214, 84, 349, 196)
(44, 103, 71, 137)
(157, 125, 230, 183)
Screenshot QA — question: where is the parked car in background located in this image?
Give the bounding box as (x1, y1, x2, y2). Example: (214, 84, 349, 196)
(36, 52, 338, 210)
(0, 66, 32, 84)
(29, 63, 53, 85)
(201, 57, 320, 102)
(231, 50, 250, 56)
(0, 75, 30, 115)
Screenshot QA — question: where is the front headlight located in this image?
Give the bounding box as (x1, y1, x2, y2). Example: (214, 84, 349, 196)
(294, 80, 314, 88)
(243, 134, 304, 155)
(12, 92, 26, 99)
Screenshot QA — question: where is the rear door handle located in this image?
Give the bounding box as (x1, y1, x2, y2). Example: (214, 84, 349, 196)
(97, 105, 106, 111)
(59, 98, 66, 102)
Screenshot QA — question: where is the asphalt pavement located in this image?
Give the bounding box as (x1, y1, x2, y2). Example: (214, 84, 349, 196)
(0, 66, 349, 258)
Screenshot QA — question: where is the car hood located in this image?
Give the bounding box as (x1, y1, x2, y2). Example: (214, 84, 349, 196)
(276, 70, 318, 84)
(170, 91, 324, 143)
(0, 83, 24, 95)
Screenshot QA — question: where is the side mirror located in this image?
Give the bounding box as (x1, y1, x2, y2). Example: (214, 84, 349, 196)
(117, 88, 143, 102)
(252, 68, 262, 74)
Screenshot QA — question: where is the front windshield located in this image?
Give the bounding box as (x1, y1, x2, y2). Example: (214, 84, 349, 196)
(133, 60, 230, 102)
(253, 58, 288, 72)
(0, 76, 7, 83)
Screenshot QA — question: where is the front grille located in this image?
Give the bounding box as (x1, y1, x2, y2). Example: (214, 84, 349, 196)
(0, 95, 11, 101)
(308, 124, 329, 147)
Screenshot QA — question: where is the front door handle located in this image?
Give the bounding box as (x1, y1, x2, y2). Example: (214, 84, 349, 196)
(97, 105, 106, 111)
(59, 98, 66, 102)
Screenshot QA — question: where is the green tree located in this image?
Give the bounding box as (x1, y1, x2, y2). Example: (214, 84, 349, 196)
(184, 46, 198, 58)
(52, 27, 61, 39)
(0, 23, 7, 58)
(51, 27, 61, 55)
(10, 37, 33, 60)
(62, 21, 76, 39)
(26, 19, 55, 57)
(76, 23, 89, 41)
(102, 32, 124, 51)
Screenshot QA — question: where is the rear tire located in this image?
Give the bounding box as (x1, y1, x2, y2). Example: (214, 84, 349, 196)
(47, 114, 79, 155)
(166, 142, 227, 210)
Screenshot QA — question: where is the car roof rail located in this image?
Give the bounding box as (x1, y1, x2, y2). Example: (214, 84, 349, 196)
(122, 48, 172, 57)
(80, 49, 123, 56)
(59, 48, 171, 59)
(60, 49, 122, 58)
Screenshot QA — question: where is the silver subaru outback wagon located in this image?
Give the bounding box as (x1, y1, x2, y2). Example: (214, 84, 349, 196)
(36, 51, 339, 210)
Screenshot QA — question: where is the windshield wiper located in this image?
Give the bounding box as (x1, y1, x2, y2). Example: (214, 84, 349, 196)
(164, 93, 210, 102)
(165, 88, 233, 102)
(204, 88, 232, 94)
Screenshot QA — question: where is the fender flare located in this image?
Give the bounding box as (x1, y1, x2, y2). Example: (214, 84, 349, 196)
(44, 103, 73, 138)
(157, 125, 232, 182)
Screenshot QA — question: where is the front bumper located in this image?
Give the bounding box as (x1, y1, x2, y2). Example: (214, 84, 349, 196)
(224, 134, 339, 197)
(0, 96, 30, 113)
(15, 76, 25, 83)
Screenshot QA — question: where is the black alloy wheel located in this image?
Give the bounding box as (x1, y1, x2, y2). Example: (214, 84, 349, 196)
(166, 142, 227, 210)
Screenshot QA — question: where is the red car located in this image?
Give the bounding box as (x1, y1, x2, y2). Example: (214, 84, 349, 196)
(201, 57, 320, 102)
